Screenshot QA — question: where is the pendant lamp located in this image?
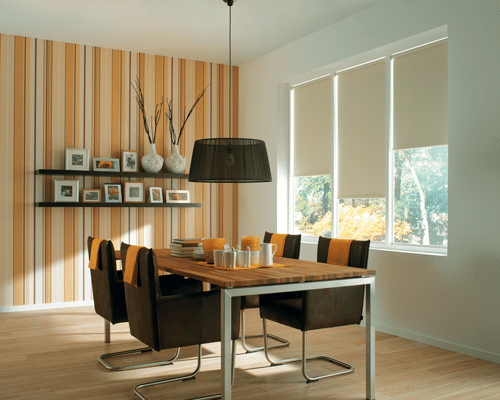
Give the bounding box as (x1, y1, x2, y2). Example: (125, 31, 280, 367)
(188, 0, 272, 183)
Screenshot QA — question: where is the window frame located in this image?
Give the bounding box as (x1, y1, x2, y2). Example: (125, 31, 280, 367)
(288, 27, 448, 256)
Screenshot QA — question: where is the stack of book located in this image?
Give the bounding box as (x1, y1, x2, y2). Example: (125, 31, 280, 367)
(170, 238, 202, 258)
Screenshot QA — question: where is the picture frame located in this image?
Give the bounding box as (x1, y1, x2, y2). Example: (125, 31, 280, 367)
(82, 189, 101, 203)
(104, 183, 122, 203)
(121, 150, 139, 172)
(54, 180, 79, 202)
(93, 158, 120, 172)
(66, 148, 89, 171)
(123, 181, 145, 203)
(165, 190, 190, 203)
(149, 187, 163, 203)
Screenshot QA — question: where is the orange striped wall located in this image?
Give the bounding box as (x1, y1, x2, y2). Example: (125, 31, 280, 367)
(0, 33, 238, 307)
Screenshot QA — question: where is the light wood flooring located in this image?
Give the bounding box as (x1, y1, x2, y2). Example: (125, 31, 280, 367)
(1, 306, 499, 400)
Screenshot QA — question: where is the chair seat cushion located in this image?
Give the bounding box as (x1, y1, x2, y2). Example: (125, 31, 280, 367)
(159, 275, 203, 296)
(260, 297, 303, 330)
(241, 294, 259, 309)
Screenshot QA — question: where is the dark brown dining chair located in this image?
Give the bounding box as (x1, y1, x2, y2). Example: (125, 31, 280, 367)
(121, 242, 241, 400)
(239, 231, 301, 353)
(259, 236, 370, 382)
(87, 237, 201, 371)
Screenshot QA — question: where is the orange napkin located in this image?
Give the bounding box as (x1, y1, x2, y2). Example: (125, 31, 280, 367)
(270, 233, 288, 257)
(124, 245, 146, 288)
(88, 239, 104, 270)
(326, 239, 353, 266)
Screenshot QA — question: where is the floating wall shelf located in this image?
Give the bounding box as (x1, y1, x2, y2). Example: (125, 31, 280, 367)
(35, 169, 200, 209)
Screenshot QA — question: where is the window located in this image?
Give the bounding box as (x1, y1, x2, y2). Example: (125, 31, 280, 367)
(393, 146, 448, 246)
(291, 76, 332, 239)
(290, 35, 448, 253)
(294, 175, 332, 238)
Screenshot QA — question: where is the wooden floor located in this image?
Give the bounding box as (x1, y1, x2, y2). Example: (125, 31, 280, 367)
(1, 306, 500, 400)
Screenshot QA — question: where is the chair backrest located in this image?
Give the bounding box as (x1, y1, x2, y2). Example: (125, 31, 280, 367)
(316, 236, 370, 268)
(122, 243, 241, 352)
(263, 231, 301, 259)
(121, 243, 161, 351)
(304, 236, 370, 329)
(87, 237, 127, 324)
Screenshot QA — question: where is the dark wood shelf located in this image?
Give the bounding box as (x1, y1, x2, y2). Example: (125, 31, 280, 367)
(36, 202, 201, 208)
(35, 169, 199, 209)
(36, 169, 189, 179)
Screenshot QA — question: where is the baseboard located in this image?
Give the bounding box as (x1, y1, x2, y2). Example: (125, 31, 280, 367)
(376, 323, 500, 364)
(0, 300, 94, 313)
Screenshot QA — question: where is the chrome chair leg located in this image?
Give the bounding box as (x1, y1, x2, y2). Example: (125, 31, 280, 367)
(99, 346, 180, 371)
(133, 340, 237, 400)
(262, 318, 353, 383)
(104, 319, 110, 343)
(240, 310, 290, 353)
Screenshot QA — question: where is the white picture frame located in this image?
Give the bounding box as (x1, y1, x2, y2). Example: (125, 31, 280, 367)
(104, 183, 122, 203)
(121, 150, 139, 172)
(149, 187, 163, 203)
(54, 180, 79, 202)
(165, 190, 190, 203)
(123, 181, 144, 203)
(93, 158, 120, 172)
(65, 148, 89, 171)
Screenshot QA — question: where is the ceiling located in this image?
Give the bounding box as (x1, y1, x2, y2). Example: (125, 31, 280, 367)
(0, 0, 385, 66)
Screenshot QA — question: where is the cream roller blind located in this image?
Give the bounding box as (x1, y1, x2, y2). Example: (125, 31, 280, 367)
(393, 41, 448, 150)
(292, 76, 332, 177)
(337, 60, 387, 199)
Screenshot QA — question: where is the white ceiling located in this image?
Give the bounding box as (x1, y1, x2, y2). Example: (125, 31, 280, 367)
(0, 0, 385, 66)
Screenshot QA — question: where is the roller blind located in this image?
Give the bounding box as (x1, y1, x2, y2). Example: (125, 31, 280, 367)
(292, 76, 332, 177)
(393, 41, 448, 150)
(337, 60, 386, 199)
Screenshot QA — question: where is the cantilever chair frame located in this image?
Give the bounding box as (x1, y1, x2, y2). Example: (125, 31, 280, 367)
(122, 245, 240, 400)
(239, 231, 301, 353)
(88, 237, 180, 371)
(260, 238, 370, 383)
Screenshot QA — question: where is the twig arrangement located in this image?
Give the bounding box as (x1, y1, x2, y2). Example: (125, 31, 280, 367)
(166, 84, 209, 145)
(131, 78, 164, 144)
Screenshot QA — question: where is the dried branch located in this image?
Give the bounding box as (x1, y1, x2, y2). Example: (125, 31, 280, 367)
(131, 78, 164, 144)
(165, 84, 209, 145)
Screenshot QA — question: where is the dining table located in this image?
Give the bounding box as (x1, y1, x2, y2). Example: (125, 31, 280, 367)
(153, 249, 376, 400)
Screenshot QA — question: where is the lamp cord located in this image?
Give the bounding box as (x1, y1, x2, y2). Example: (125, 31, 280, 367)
(228, 3, 232, 139)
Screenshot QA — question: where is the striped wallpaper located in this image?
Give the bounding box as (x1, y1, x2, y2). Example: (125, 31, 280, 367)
(0, 33, 238, 307)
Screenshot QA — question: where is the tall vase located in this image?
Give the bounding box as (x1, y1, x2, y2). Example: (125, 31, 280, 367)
(165, 144, 186, 174)
(141, 143, 164, 173)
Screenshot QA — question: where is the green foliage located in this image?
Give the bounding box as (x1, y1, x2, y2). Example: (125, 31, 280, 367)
(394, 145, 448, 245)
(294, 145, 448, 245)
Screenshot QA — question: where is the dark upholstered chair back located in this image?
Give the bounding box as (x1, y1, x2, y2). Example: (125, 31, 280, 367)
(260, 237, 370, 332)
(263, 231, 301, 259)
(87, 237, 127, 324)
(240, 232, 301, 311)
(121, 244, 160, 350)
(316, 236, 370, 269)
(122, 243, 240, 353)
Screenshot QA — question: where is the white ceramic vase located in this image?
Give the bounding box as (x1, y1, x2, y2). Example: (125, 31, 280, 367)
(141, 143, 164, 173)
(165, 144, 186, 174)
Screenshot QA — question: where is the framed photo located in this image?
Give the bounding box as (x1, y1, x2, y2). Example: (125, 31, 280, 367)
(66, 148, 89, 171)
(121, 150, 139, 172)
(93, 158, 120, 172)
(104, 183, 122, 203)
(123, 181, 144, 203)
(166, 190, 190, 203)
(149, 187, 163, 203)
(54, 180, 79, 202)
(82, 189, 101, 203)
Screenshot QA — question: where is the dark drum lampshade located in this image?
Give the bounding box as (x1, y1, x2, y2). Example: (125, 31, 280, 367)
(188, 138, 272, 183)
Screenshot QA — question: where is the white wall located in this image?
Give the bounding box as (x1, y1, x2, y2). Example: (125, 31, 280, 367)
(239, 0, 500, 363)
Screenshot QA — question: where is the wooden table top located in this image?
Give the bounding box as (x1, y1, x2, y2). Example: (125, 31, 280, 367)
(154, 249, 376, 288)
